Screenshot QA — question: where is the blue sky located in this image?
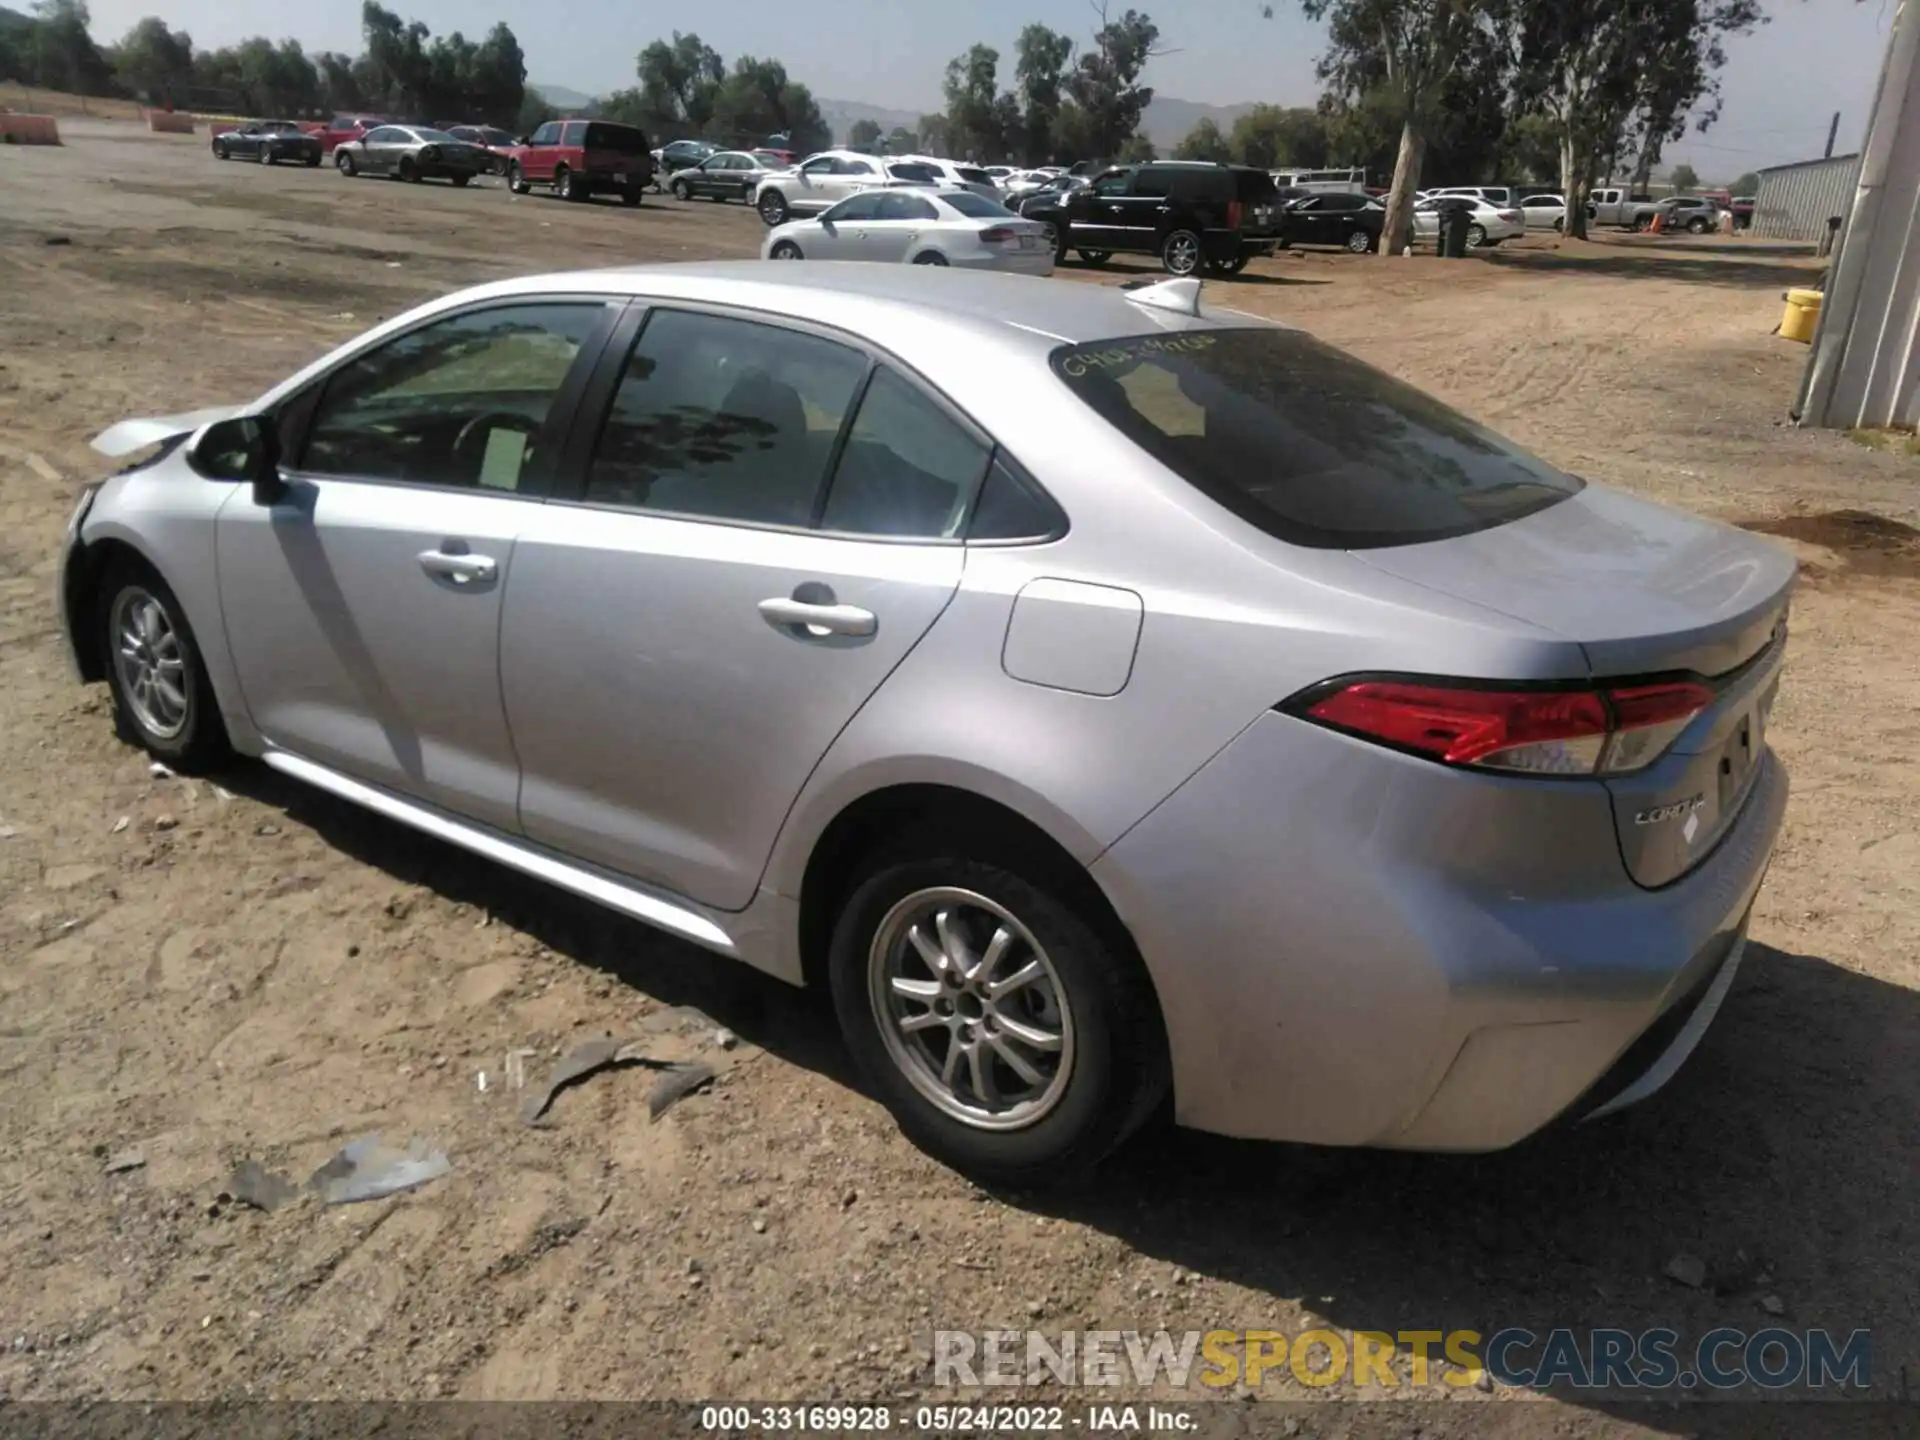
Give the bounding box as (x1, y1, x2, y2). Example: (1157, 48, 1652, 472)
(85, 0, 1893, 175)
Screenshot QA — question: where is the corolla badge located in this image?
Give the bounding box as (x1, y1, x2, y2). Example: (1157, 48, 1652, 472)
(1635, 794, 1706, 826)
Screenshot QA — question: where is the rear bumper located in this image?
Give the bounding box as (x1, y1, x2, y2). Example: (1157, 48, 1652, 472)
(1091, 713, 1789, 1151)
(952, 251, 1055, 276)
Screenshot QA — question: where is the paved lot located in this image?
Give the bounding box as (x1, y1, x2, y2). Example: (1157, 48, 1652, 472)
(2, 121, 1918, 1431)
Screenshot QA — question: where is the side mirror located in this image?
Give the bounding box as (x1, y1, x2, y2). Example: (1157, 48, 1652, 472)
(515, 136, 529, 146)
(186, 415, 284, 505)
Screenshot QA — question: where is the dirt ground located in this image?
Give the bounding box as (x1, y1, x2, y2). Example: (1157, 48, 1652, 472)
(2, 120, 1918, 1432)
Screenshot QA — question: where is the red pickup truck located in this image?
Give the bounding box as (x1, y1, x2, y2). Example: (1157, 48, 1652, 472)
(504, 119, 654, 205)
(320, 115, 391, 154)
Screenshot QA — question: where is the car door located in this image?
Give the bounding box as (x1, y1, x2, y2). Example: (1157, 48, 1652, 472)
(358, 126, 399, 175)
(812, 192, 885, 258)
(863, 191, 936, 261)
(501, 305, 978, 910)
(523, 120, 562, 182)
(216, 299, 619, 831)
(788, 155, 839, 212)
(1073, 169, 1136, 248)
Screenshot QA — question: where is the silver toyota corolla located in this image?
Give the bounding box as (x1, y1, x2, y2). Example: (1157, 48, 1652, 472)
(60, 263, 1792, 1185)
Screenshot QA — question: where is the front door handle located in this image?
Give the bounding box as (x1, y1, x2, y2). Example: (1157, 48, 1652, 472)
(417, 549, 496, 584)
(758, 597, 877, 638)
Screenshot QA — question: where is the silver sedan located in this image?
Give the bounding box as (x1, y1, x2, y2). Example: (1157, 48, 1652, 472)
(64, 263, 1790, 1185)
(762, 188, 1054, 273)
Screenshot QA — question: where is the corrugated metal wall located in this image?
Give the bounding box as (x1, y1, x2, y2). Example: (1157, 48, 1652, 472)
(1800, 0, 1919, 432)
(1753, 154, 1865, 240)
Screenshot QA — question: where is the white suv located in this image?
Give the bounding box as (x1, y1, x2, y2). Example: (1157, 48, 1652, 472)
(895, 155, 1002, 201)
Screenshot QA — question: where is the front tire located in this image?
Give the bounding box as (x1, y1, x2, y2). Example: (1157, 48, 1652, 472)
(213, 140, 228, 161)
(828, 850, 1168, 1188)
(305, 153, 321, 168)
(336, 150, 357, 176)
(97, 561, 230, 774)
(1160, 228, 1203, 276)
(769, 239, 804, 259)
(398, 156, 420, 183)
(451, 173, 472, 187)
(758, 190, 790, 226)
(1076, 249, 1112, 266)
(508, 161, 530, 195)
(671, 177, 691, 200)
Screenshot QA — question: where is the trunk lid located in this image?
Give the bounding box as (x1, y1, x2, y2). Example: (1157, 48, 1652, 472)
(1354, 484, 1796, 887)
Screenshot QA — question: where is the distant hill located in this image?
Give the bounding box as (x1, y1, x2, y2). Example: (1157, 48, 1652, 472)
(530, 81, 596, 112)
(1138, 97, 1260, 151)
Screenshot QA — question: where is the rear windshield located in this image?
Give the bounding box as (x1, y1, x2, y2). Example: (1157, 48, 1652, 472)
(941, 192, 1013, 218)
(585, 123, 649, 153)
(1234, 169, 1280, 202)
(955, 166, 994, 185)
(1051, 329, 1581, 549)
(889, 163, 939, 183)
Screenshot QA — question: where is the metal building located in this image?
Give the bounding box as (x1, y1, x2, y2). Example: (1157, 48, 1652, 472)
(1799, 0, 1919, 432)
(1752, 153, 1864, 240)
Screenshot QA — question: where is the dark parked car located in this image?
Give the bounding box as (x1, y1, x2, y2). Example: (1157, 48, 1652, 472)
(668, 149, 784, 202)
(212, 121, 323, 167)
(1012, 174, 1090, 218)
(506, 120, 653, 205)
(333, 125, 490, 185)
(443, 124, 518, 175)
(1022, 161, 1284, 275)
(1657, 196, 1724, 234)
(1278, 191, 1386, 253)
(654, 138, 718, 178)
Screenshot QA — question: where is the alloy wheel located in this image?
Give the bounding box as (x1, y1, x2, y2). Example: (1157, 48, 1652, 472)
(867, 887, 1076, 1132)
(1163, 231, 1200, 275)
(1347, 229, 1373, 253)
(1467, 223, 1488, 248)
(111, 586, 190, 740)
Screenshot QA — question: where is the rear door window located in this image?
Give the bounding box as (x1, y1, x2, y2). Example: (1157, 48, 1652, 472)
(820, 368, 991, 538)
(560, 122, 586, 146)
(1051, 329, 1581, 549)
(583, 309, 868, 527)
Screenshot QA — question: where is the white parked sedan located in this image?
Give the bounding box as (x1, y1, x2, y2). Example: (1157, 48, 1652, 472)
(762, 188, 1055, 273)
(1520, 193, 1568, 231)
(1411, 195, 1526, 247)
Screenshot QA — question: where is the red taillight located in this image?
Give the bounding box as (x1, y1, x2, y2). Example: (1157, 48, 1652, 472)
(979, 226, 1016, 244)
(1294, 677, 1714, 777)
(1227, 199, 1244, 229)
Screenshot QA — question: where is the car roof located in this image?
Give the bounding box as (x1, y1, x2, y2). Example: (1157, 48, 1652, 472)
(444, 262, 1276, 354)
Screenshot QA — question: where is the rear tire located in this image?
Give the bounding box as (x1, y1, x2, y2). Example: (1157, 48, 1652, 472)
(1345, 228, 1375, 254)
(827, 846, 1169, 1189)
(96, 559, 231, 775)
(1467, 223, 1489, 248)
(913, 252, 949, 266)
(621, 186, 643, 207)
(305, 154, 321, 168)
(261, 148, 276, 165)
(758, 190, 790, 226)
(1160, 228, 1203, 276)
(398, 156, 420, 183)
(1076, 249, 1112, 266)
(556, 166, 585, 202)
(1207, 253, 1250, 274)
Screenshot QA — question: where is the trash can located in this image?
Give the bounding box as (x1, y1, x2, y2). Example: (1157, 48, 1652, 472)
(1778, 287, 1823, 344)
(1439, 201, 1473, 258)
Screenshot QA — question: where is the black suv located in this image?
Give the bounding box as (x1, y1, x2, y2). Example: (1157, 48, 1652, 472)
(1023, 162, 1284, 276)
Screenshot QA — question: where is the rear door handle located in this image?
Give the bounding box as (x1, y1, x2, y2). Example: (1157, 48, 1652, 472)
(758, 597, 877, 638)
(417, 549, 496, 584)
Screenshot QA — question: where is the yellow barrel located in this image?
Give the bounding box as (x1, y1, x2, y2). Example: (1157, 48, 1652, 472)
(1779, 287, 1823, 344)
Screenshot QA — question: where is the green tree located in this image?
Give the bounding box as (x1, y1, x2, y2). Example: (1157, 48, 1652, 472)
(942, 43, 1007, 160)
(1174, 116, 1231, 162)
(709, 55, 828, 152)
(636, 30, 723, 136)
(469, 23, 526, 127)
(315, 50, 365, 111)
(1501, 111, 1562, 184)
(1728, 169, 1759, 195)
(1063, 6, 1159, 163)
(114, 17, 195, 105)
(1511, 0, 1763, 238)
(1116, 130, 1156, 163)
(1013, 23, 1074, 163)
(1292, 0, 1507, 256)
(886, 124, 916, 154)
(516, 85, 556, 134)
(916, 112, 949, 154)
(1229, 104, 1329, 169)
(1668, 161, 1700, 191)
(30, 0, 114, 95)
(847, 116, 882, 150)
